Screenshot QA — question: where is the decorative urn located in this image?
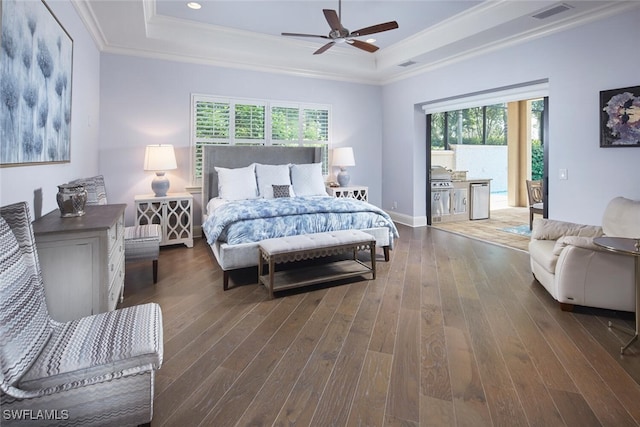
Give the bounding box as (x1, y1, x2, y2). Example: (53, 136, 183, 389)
(56, 184, 88, 217)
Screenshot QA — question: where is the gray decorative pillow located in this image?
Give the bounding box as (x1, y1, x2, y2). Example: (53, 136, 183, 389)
(272, 184, 291, 198)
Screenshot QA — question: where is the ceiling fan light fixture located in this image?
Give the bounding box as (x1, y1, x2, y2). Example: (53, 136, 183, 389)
(186, 2, 202, 10)
(282, 0, 398, 55)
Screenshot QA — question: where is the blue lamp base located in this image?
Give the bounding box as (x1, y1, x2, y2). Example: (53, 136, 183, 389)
(337, 168, 350, 187)
(151, 172, 170, 197)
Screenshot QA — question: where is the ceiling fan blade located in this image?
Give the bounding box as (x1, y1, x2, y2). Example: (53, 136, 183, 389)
(282, 32, 329, 39)
(313, 42, 335, 55)
(323, 9, 344, 31)
(350, 21, 399, 37)
(348, 39, 379, 53)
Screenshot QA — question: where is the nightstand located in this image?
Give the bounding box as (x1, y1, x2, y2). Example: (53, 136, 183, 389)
(134, 192, 193, 248)
(326, 185, 368, 202)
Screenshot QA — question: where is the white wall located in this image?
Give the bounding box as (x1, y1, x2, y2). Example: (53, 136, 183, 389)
(454, 145, 508, 193)
(382, 8, 640, 226)
(0, 0, 101, 219)
(98, 54, 383, 226)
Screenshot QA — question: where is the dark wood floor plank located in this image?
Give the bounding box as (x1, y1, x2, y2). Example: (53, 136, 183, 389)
(523, 284, 637, 426)
(110, 224, 640, 427)
(311, 281, 380, 426)
(421, 395, 455, 427)
(236, 289, 345, 426)
(479, 290, 565, 426)
(155, 310, 266, 423)
(272, 309, 352, 426)
(161, 366, 239, 426)
(461, 297, 529, 426)
(220, 295, 300, 373)
(201, 291, 325, 425)
(402, 229, 423, 311)
(154, 291, 267, 395)
(444, 325, 493, 427)
(501, 285, 580, 394)
(434, 230, 493, 426)
(421, 303, 452, 401)
(368, 236, 408, 354)
(346, 350, 392, 426)
(386, 308, 421, 424)
(548, 388, 603, 427)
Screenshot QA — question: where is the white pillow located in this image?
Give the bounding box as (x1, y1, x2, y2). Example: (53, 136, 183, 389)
(215, 164, 258, 200)
(255, 163, 294, 198)
(290, 163, 327, 196)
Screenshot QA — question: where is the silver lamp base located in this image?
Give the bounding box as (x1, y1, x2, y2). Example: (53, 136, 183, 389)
(151, 172, 170, 197)
(337, 168, 350, 187)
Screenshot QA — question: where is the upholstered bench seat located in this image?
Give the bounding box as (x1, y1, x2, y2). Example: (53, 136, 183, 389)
(124, 224, 161, 283)
(258, 230, 376, 298)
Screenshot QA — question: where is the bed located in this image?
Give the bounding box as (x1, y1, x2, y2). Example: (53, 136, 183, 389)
(201, 145, 398, 290)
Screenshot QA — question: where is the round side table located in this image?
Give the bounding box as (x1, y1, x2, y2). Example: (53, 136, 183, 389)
(593, 236, 640, 354)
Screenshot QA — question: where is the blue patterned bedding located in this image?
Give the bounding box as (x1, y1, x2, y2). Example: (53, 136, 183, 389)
(203, 196, 399, 246)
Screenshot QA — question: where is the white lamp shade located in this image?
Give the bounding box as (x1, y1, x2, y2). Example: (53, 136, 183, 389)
(332, 147, 355, 167)
(144, 144, 177, 171)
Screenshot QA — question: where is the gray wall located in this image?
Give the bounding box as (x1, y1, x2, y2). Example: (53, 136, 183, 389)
(98, 54, 383, 226)
(382, 7, 640, 226)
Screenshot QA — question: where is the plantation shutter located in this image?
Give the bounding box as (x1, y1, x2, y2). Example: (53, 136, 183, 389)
(303, 108, 329, 142)
(194, 99, 230, 179)
(234, 103, 265, 142)
(191, 95, 330, 182)
(271, 105, 300, 144)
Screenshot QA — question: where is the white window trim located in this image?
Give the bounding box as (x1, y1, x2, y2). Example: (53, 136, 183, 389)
(422, 80, 549, 114)
(190, 94, 331, 186)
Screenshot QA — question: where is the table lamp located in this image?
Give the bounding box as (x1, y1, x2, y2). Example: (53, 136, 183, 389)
(144, 144, 177, 197)
(333, 147, 355, 187)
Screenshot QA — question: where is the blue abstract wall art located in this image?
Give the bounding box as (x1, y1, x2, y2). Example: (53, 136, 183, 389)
(1, 0, 73, 166)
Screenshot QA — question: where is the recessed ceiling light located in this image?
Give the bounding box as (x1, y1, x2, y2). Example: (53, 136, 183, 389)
(366, 38, 376, 44)
(187, 2, 202, 10)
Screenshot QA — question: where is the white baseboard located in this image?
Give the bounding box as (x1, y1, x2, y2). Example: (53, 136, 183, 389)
(386, 211, 427, 228)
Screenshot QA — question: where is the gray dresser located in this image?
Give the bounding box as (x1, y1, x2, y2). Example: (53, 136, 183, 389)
(32, 204, 126, 322)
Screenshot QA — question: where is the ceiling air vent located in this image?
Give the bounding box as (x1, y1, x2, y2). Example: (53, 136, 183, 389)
(398, 60, 417, 68)
(532, 3, 573, 20)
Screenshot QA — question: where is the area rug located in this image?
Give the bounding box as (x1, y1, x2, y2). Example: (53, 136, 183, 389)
(500, 224, 531, 237)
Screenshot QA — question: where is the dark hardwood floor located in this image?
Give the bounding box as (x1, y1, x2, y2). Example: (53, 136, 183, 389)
(122, 224, 640, 426)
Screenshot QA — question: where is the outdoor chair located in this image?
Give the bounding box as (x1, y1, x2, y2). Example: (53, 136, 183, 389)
(526, 179, 544, 230)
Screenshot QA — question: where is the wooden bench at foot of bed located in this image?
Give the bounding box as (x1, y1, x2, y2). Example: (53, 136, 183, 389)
(257, 230, 376, 298)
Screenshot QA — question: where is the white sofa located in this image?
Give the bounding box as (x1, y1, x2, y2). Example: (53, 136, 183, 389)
(529, 197, 640, 312)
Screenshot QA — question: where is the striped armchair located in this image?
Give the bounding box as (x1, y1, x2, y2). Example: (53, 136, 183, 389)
(71, 175, 161, 283)
(0, 202, 163, 426)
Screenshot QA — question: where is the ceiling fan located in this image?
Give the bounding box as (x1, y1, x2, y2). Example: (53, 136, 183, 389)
(281, 0, 399, 55)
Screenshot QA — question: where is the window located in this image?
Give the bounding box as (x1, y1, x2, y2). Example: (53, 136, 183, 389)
(191, 95, 330, 183)
(431, 103, 507, 149)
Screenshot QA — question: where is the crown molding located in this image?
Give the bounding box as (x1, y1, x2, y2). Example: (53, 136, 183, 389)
(378, 1, 640, 85)
(70, 0, 107, 51)
(72, 0, 640, 86)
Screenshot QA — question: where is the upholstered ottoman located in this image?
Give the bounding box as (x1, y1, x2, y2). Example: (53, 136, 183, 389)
(124, 224, 161, 284)
(258, 230, 376, 298)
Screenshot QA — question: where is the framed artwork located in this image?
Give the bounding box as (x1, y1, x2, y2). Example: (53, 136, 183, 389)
(1, 0, 73, 167)
(600, 85, 640, 147)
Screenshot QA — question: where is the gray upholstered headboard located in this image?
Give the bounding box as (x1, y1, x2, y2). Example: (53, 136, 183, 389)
(202, 145, 322, 207)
